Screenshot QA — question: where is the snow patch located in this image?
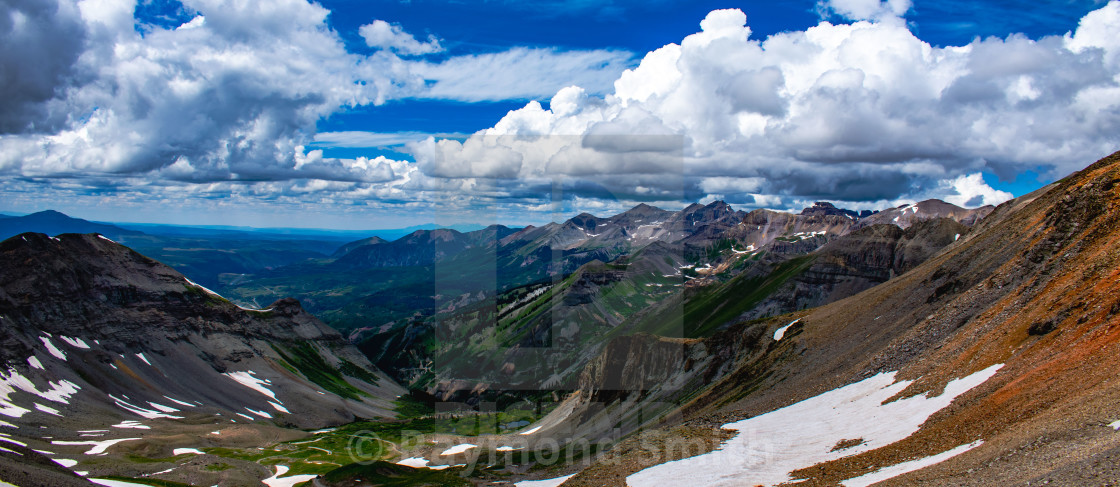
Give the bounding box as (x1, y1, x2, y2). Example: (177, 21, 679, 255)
(0, 367, 81, 418)
(269, 401, 290, 414)
(35, 403, 62, 416)
(52, 458, 79, 467)
(440, 443, 477, 456)
(59, 336, 90, 349)
(518, 426, 542, 435)
(0, 435, 27, 447)
(90, 479, 153, 487)
(954, 233, 961, 241)
(1110, 420, 1120, 430)
(111, 421, 150, 430)
(396, 457, 431, 468)
(246, 408, 272, 419)
(515, 474, 577, 487)
(39, 336, 66, 360)
(162, 396, 196, 408)
(183, 277, 226, 300)
(97, 235, 116, 244)
(773, 318, 800, 341)
(146, 402, 179, 413)
(109, 395, 183, 420)
(223, 371, 277, 401)
(496, 446, 522, 451)
(627, 364, 1004, 487)
(394, 457, 458, 470)
(27, 356, 43, 370)
(841, 440, 983, 487)
(135, 353, 152, 366)
(52, 437, 141, 455)
(172, 448, 204, 455)
(262, 465, 318, 487)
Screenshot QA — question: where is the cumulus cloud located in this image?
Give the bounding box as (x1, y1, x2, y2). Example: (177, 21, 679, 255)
(412, 3, 1120, 209)
(0, 0, 87, 133)
(0, 0, 409, 184)
(0, 0, 635, 199)
(3, 0, 1119, 224)
(938, 173, 1014, 207)
(359, 20, 444, 55)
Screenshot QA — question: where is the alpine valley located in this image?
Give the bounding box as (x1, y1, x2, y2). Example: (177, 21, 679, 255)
(1, 151, 1119, 485)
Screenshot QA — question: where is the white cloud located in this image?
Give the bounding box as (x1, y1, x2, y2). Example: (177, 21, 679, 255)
(0, 0, 415, 184)
(359, 20, 443, 55)
(938, 173, 1014, 207)
(0, 0, 638, 196)
(411, 3, 1120, 208)
(2, 0, 1118, 223)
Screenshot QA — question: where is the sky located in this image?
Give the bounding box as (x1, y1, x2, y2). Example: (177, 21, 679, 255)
(1, 0, 1118, 229)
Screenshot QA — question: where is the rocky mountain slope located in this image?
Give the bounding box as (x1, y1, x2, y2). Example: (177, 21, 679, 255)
(0, 233, 406, 484)
(528, 150, 1120, 486)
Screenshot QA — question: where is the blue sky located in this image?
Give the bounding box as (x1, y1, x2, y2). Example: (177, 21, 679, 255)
(311, 0, 1106, 137)
(0, 0, 1117, 229)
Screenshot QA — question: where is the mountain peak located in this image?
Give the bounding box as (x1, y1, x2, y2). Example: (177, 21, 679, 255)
(628, 203, 661, 212)
(0, 210, 142, 241)
(27, 209, 71, 219)
(800, 201, 859, 218)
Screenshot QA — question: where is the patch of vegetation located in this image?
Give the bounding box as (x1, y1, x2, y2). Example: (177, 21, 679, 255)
(338, 358, 380, 384)
(683, 255, 816, 337)
(124, 454, 179, 464)
(394, 391, 435, 419)
(271, 342, 368, 400)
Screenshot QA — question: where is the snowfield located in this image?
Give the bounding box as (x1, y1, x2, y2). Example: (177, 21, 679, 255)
(627, 364, 1003, 486)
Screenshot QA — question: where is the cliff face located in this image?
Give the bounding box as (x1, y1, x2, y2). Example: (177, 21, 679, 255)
(0, 233, 405, 436)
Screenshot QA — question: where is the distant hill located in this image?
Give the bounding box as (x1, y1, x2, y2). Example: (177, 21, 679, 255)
(0, 210, 143, 241)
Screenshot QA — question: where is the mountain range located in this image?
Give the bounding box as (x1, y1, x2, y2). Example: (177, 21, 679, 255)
(1, 151, 1118, 485)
